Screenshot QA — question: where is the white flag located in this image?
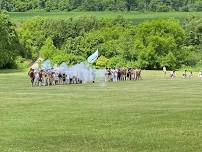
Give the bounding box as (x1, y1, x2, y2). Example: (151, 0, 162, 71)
(87, 49, 99, 64)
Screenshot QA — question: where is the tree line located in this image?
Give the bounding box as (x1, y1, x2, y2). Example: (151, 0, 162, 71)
(0, 11, 202, 70)
(0, 0, 202, 12)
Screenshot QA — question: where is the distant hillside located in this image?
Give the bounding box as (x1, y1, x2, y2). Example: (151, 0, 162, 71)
(9, 11, 202, 23)
(1, 0, 202, 12)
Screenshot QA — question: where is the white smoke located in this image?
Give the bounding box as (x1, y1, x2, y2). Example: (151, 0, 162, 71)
(33, 59, 105, 84)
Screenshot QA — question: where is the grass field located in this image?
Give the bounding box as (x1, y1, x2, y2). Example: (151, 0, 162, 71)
(9, 11, 202, 23)
(1, 70, 202, 152)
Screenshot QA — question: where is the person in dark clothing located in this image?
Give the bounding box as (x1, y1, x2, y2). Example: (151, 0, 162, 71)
(108, 68, 112, 82)
(58, 73, 62, 84)
(117, 69, 121, 81)
(38, 70, 43, 86)
(28, 68, 35, 87)
(62, 73, 66, 84)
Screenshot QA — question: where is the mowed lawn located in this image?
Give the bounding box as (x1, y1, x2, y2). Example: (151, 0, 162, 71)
(0, 70, 202, 152)
(9, 11, 202, 23)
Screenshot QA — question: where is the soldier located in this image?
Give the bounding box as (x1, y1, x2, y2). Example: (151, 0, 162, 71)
(28, 68, 35, 87)
(38, 70, 43, 86)
(163, 66, 167, 78)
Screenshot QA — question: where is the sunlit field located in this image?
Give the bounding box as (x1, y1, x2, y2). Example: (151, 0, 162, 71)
(9, 11, 202, 23)
(0, 70, 202, 152)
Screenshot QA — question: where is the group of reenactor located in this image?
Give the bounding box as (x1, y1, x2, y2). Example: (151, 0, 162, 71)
(163, 66, 194, 79)
(28, 68, 82, 87)
(105, 68, 142, 82)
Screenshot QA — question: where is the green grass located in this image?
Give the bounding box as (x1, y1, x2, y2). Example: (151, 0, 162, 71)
(1, 70, 202, 152)
(9, 11, 202, 23)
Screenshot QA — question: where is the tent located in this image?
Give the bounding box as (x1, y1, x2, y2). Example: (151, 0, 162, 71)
(30, 57, 43, 70)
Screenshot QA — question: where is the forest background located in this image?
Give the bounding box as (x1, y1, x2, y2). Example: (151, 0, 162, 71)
(0, 0, 202, 70)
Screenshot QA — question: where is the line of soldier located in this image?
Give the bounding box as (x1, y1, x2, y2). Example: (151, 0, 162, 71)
(28, 68, 82, 87)
(105, 68, 142, 82)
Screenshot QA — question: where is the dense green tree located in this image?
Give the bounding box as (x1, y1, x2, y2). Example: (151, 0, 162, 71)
(38, 0, 46, 9)
(40, 37, 57, 59)
(1, 0, 202, 12)
(17, 16, 129, 60)
(15, 15, 202, 69)
(184, 16, 202, 67)
(17, 17, 48, 59)
(134, 19, 186, 69)
(0, 11, 21, 68)
(185, 17, 202, 46)
(125, 0, 137, 11)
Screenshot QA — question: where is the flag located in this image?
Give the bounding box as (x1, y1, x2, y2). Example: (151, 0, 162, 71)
(87, 49, 99, 64)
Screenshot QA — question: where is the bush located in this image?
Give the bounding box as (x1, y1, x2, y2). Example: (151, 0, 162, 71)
(96, 55, 109, 68)
(51, 53, 70, 65)
(108, 56, 126, 68)
(51, 53, 85, 65)
(15, 56, 30, 69)
(40, 37, 57, 59)
(126, 61, 139, 68)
